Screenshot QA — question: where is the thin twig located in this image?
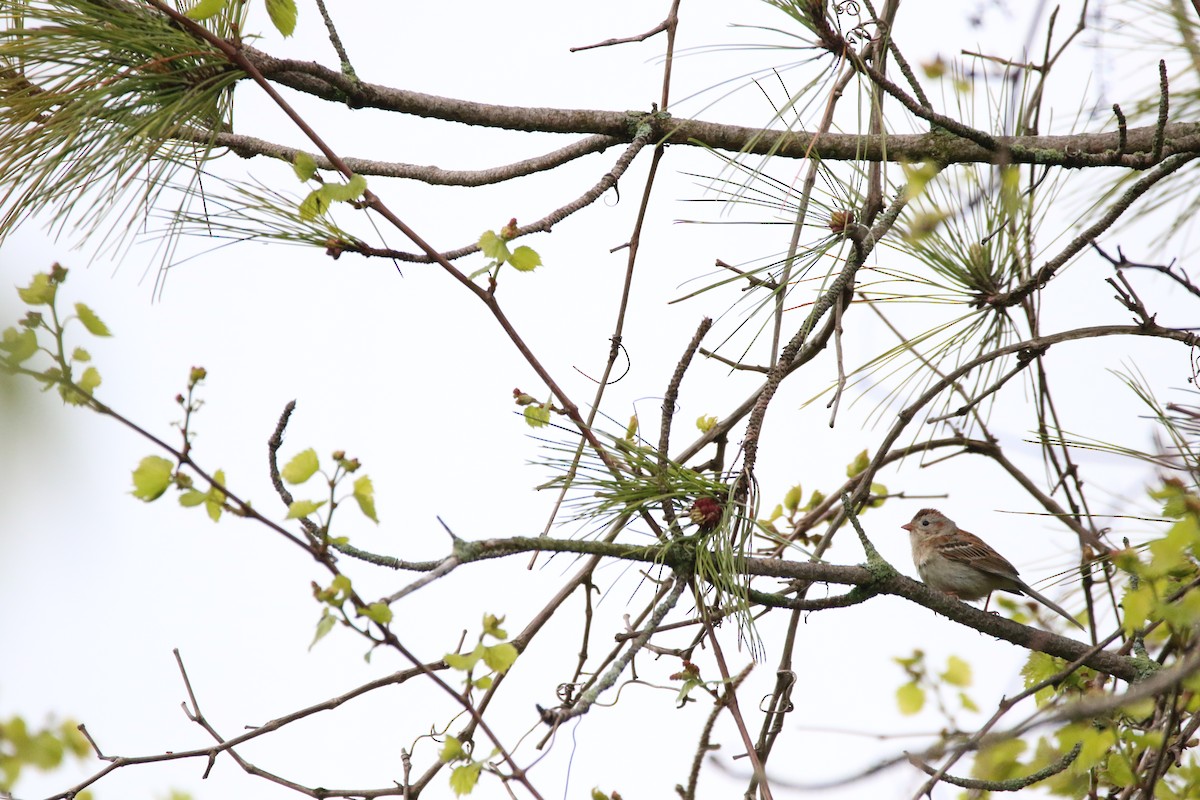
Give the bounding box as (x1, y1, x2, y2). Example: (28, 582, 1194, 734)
(1114, 103, 1128, 154)
(541, 575, 686, 724)
(984, 152, 1199, 308)
(826, 289, 847, 427)
(52, 658, 451, 800)
(659, 318, 714, 527)
(182, 127, 622, 186)
(697, 608, 772, 800)
(313, 0, 357, 81)
(531, 0, 682, 562)
(1092, 240, 1200, 299)
(1155, 60, 1169, 162)
(682, 663, 753, 800)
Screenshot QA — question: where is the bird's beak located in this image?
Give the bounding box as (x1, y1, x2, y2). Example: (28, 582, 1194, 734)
(900, 522, 913, 531)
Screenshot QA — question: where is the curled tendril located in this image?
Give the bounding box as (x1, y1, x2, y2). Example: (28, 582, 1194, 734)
(845, 22, 877, 46)
(834, 0, 862, 15)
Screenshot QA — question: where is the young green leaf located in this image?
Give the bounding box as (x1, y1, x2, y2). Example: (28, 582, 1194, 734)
(132, 456, 174, 501)
(478, 230, 507, 261)
(60, 722, 89, 759)
(186, 0, 227, 19)
(444, 647, 482, 672)
(523, 405, 550, 428)
(265, 0, 297, 36)
(363, 602, 392, 624)
(17, 273, 56, 306)
(322, 174, 367, 202)
(286, 499, 326, 519)
(309, 610, 336, 650)
(71, 347, 90, 362)
(206, 469, 227, 522)
(940, 655, 972, 687)
(1122, 585, 1155, 634)
(353, 475, 378, 522)
(783, 484, 803, 513)
(78, 366, 101, 395)
(896, 681, 925, 715)
(179, 490, 207, 507)
(449, 762, 482, 796)
(299, 189, 329, 220)
(1106, 752, 1136, 787)
(73, 303, 111, 337)
(1, 327, 38, 365)
(282, 448, 319, 484)
(507, 245, 542, 272)
(481, 642, 518, 674)
(901, 161, 940, 201)
(481, 613, 508, 640)
(467, 263, 496, 281)
(439, 735, 465, 763)
(846, 449, 869, 477)
(60, 384, 87, 406)
(999, 165, 1022, 217)
(292, 151, 318, 181)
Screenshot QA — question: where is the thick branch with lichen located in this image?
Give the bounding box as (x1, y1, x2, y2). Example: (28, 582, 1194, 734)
(357, 532, 1145, 681)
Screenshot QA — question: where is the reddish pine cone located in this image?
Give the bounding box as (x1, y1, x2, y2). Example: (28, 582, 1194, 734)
(689, 497, 722, 532)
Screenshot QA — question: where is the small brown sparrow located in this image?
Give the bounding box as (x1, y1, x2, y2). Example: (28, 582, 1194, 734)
(902, 509, 1084, 630)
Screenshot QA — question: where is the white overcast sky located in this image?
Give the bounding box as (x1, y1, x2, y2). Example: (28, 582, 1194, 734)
(1, 2, 1192, 799)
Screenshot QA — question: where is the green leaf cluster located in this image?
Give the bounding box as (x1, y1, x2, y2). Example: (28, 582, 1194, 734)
(0, 714, 90, 794)
(1112, 480, 1200, 637)
(1021, 652, 1099, 707)
(891, 649, 977, 718)
(438, 735, 487, 797)
(471, 224, 543, 281)
(281, 447, 379, 525)
(444, 613, 519, 691)
(758, 453, 886, 547)
(126, 366, 236, 521)
(759, 480, 826, 547)
(190, 0, 296, 37)
(1, 268, 111, 407)
(291, 153, 367, 221)
(179, 468, 228, 522)
(669, 660, 715, 706)
(131, 454, 232, 523)
(844, 449, 887, 507)
(264, 0, 298, 36)
(308, 575, 355, 649)
(986, 648, 1200, 797)
(513, 387, 557, 429)
(299, 174, 367, 221)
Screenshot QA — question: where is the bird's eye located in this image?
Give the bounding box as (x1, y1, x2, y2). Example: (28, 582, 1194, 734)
(920, 519, 929, 527)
